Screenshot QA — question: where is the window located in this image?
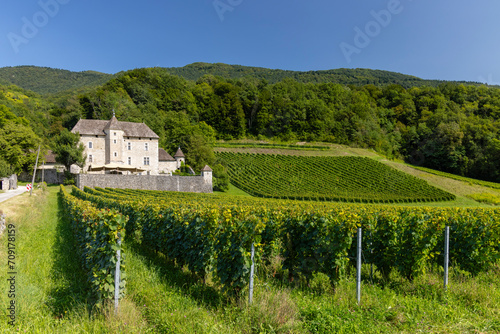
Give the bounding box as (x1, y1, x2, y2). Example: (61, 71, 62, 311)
(113, 139, 117, 144)
(89, 155, 93, 163)
(127, 142, 131, 150)
(143, 157, 150, 165)
(88, 142, 93, 149)
(114, 132, 116, 136)
(145, 143, 149, 151)
(128, 157, 131, 165)
(114, 152, 118, 157)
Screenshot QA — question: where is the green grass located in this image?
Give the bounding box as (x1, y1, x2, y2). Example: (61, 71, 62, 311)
(1, 188, 500, 333)
(214, 183, 251, 197)
(0, 186, 112, 333)
(467, 193, 500, 205)
(412, 165, 500, 190)
(215, 142, 332, 151)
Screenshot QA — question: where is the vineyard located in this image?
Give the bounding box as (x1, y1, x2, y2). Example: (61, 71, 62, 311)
(63, 185, 500, 304)
(59, 186, 127, 304)
(216, 152, 455, 203)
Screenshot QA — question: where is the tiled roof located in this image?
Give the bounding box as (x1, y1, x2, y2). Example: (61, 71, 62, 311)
(159, 148, 175, 161)
(201, 165, 212, 172)
(44, 150, 57, 163)
(71, 117, 159, 139)
(71, 120, 109, 136)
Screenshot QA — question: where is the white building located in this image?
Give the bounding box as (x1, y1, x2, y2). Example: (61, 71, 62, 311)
(71, 115, 184, 175)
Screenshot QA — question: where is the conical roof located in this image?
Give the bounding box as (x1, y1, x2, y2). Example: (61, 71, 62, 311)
(174, 147, 185, 158)
(201, 165, 212, 172)
(103, 115, 120, 131)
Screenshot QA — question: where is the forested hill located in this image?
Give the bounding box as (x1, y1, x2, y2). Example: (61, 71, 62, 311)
(0, 66, 113, 95)
(0, 63, 487, 96)
(164, 62, 483, 88)
(2, 65, 500, 184)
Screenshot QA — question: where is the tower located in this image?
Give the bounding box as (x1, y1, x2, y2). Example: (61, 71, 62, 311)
(103, 113, 124, 165)
(174, 147, 185, 169)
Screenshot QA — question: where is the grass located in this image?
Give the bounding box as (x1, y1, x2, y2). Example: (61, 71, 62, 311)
(0, 186, 110, 332)
(412, 165, 500, 190)
(467, 193, 500, 205)
(214, 183, 251, 197)
(1, 187, 500, 333)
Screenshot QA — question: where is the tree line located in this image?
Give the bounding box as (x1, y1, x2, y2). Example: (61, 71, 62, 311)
(1, 67, 500, 183)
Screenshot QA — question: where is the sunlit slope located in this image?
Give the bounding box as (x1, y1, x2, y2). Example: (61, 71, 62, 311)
(216, 152, 455, 203)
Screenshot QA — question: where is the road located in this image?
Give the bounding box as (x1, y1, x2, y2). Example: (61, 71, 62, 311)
(0, 186, 27, 204)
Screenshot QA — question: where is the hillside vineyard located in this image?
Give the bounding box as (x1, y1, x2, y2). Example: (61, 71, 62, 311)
(216, 152, 455, 203)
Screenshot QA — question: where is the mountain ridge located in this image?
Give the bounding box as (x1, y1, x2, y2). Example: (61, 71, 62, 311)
(0, 63, 488, 95)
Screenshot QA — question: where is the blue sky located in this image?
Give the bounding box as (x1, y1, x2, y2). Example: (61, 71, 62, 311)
(1, 0, 499, 83)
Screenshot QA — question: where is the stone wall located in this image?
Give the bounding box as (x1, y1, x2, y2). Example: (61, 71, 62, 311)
(20, 170, 64, 185)
(39, 169, 64, 184)
(76, 174, 213, 193)
(0, 175, 18, 190)
(0, 212, 5, 236)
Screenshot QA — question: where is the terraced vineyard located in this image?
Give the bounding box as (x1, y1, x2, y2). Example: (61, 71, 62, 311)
(216, 152, 455, 203)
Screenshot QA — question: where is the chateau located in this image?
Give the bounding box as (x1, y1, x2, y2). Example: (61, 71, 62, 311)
(71, 114, 184, 175)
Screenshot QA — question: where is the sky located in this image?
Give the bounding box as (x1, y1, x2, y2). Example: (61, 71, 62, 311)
(1, 0, 499, 83)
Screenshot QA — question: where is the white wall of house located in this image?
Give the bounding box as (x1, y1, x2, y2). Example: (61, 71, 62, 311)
(159, 160, 177, 174)
(79, 134, 162, 175)
(82, 135, 106, 169)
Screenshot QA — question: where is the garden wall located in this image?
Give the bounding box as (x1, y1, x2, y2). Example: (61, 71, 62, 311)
(76, 174, 213, 193)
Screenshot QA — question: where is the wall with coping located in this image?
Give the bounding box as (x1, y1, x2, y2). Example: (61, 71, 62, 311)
(76, 174, 213, 193)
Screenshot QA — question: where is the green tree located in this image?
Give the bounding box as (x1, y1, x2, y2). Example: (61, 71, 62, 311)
(185, 132, 216, 172)
(212, 163, 229, 192)
(52, 129, 86, 172)
(0, 122, 41, 174)
(0, 158, 13, 178)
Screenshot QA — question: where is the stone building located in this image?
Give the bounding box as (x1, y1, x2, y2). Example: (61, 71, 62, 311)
(0, 174, 17, 190)
(71, 115, 184, 175)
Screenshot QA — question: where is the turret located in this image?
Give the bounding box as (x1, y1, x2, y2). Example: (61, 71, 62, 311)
(174, 147, 185, 169)
(201, 165, 213, 186)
